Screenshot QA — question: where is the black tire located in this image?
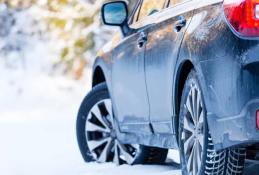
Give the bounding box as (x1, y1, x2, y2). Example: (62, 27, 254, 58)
(226, 148, 246, 175)
(76, 82, 168, 164)
(178, 70, 246, 175)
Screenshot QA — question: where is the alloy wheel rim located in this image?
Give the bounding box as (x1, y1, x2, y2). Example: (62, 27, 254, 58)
(182, 84, 205, 175)
(85, 99, 139, 165)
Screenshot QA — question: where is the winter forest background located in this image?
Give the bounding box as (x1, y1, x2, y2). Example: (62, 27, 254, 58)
(0, 0, 117, 79)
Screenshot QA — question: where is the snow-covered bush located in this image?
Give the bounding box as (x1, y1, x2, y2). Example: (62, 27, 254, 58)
(0, 0, 116, 79)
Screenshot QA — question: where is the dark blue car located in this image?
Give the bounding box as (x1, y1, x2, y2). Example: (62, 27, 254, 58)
(76, 0, 259, 174)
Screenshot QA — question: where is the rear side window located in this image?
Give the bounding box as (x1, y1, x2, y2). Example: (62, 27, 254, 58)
(137, 0, 165, 21)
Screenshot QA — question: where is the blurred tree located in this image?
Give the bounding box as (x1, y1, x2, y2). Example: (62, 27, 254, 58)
(38, 0, 121, 79)
(43, 0, 100, 79)
(0, 0, 136, 79)
(0, 0, 35, 8)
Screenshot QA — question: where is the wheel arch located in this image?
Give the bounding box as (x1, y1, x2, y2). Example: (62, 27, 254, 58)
(174, 60, 194, 139)
(173, 57, 221, 149)
(175, 60, 194, 117)
(92, 66, 106, 87)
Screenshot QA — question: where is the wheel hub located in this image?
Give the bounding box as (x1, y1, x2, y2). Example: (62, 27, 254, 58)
(194, 127, 201, 136)
(110, 129, 117, 139)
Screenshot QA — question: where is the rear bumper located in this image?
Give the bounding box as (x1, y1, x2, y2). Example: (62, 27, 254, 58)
(211, 99, 259, 150)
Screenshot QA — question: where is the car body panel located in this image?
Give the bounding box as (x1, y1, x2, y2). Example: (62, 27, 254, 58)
(180, 0, 259, 149)
(145, 3, 195, 134)
(93, 0, 259, 150)
(111, 29, 151, 133)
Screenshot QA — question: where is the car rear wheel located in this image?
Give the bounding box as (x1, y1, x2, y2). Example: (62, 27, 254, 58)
(76, 83, 168, 165)
(179, 70, 246, 175)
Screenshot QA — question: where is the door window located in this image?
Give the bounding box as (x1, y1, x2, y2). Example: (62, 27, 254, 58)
(137, 0, 165, 21)
(169, 0, 189, 6)
(132, 2, 141, 23)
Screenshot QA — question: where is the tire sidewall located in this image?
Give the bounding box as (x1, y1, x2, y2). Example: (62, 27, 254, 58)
(76, 83, 109, 162)
(178, 70, 208, 175)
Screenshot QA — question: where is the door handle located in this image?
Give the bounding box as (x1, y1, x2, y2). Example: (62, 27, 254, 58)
(174, 16, 187, 33)
(137, 32, 147, 48)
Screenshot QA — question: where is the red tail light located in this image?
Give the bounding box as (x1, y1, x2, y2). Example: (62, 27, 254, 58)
(224, 0, 259, 37)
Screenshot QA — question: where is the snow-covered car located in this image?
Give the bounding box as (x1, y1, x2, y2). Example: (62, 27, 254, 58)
(76, 0, 259, 174)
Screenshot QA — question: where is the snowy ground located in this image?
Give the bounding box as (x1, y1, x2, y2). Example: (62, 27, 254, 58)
(0, 71, 181, 175)
(0, 8, 182, 173)
(0, 43, 182, 175)
(0, 78, 179, 175)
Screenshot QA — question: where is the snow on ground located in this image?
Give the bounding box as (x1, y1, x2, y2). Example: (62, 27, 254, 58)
(0, 61, 181, 175)
(0, 58, 182, 175)
(0, 31, 181, 175)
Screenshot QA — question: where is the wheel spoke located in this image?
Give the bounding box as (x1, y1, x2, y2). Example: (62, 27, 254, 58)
(187, 141, 195, 173)
(97, 137, 113, 162)
(186, 96, 195, 125)
(184, 117, 195, 133)
(184, 134, 195, 155)
(198, 109, 204, 127)
(130, 144, 139, 151)
(196, 90, 201, 118)
(117, 141, 134, 164)
(191, 87, 198, 124)
(91, 105, 110, 130)
(86, 120, 110, 133)
(198, 133, 204, 146)
(87, 137, 110, 151)
(113, 141, 120, 165)
(104, 100, 113, 116)
(104, 99, 115, 127)
(192, 141, 197, 175)
(195, 140, 202, 169)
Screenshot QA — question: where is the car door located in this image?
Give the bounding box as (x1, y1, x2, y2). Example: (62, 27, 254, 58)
(144, 0, 200, 133)
(111, 0, 166, 134)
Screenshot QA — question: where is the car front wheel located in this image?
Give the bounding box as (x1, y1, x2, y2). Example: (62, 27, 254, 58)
(76, 82, 168, 165)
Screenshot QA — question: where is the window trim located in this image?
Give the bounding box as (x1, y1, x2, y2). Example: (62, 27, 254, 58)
(128, 0, 142, 26)
(130, 0, 168, 25)
(167, 0, 192, 8)
(130, 0, 196, 29)
(165, 0, 170, 7)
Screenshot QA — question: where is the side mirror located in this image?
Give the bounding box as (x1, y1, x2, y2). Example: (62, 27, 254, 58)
(101, 1, 129, 35)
